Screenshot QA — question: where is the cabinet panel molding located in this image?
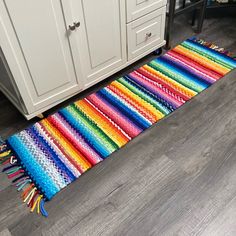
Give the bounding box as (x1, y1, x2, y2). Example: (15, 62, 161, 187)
(64, 0, 127, 87)
(3, 0, 81, 109)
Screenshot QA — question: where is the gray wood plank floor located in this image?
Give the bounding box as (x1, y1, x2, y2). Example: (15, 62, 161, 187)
(0, 11, 236, 236)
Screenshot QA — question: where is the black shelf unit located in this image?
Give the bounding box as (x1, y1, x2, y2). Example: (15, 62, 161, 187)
(207, 1, 236, 8)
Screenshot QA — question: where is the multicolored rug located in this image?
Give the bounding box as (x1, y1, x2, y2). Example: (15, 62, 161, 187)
(1, 38, 235, 217)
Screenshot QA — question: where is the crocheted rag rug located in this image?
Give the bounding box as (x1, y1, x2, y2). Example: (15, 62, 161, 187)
(0, 38, 235, 217)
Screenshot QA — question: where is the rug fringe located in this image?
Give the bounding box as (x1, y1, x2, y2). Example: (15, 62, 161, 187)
(190, 37, 236, 59)
(0, 142, 48, 217)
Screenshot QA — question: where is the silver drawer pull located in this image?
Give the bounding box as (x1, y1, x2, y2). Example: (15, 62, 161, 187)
(74, 22, 80, 28)
(69, 22, 80, 31)
(69, 24, 76, 31)
(146, 32, 152, 38)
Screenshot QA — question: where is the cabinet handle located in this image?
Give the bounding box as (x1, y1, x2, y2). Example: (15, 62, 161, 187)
(69, 24, 76, 31)
(69, 22, 80, 31)
(146, 32, 152, 38)
(74, 22, 80, 28)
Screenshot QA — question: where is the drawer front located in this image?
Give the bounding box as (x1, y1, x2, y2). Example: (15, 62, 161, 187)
(127, 7, 166, 60)
(126, 0, 167, 23)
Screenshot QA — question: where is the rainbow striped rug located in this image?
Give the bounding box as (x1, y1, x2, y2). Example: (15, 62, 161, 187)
(0, 38, 235, 217)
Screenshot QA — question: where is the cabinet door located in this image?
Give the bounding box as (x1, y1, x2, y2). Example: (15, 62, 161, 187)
(63, 0, 126, 88)
(2, 1, 82, 112)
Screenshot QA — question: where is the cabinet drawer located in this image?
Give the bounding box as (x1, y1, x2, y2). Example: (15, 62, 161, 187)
(127, 7, 166, 60)
(126, 0, 166, 23)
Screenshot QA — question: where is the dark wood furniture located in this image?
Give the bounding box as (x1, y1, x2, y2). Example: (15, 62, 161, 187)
(165, 0, 208, 49)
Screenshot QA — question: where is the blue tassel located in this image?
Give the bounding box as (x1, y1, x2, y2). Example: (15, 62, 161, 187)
(17, 179, 31, 191)
(40, 199, 48, 217)
(16, 178, 29, 187)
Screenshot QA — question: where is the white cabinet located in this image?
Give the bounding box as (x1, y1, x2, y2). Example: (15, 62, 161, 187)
(63, 0, 126, 88)
(0, 0, 166, 119)
(0, 1, 81, 113)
